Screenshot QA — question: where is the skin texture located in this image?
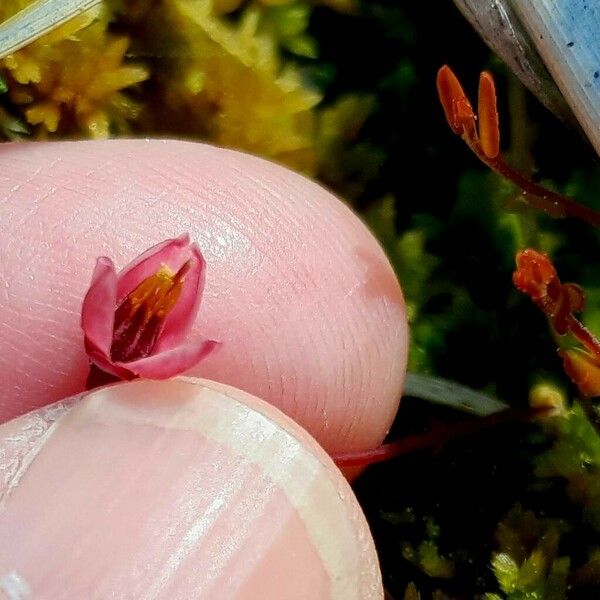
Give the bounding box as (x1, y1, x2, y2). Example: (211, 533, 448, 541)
(0, 139, 408, 454)
(0, 378, 383, 598)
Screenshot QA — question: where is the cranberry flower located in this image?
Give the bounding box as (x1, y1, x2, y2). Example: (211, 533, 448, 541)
(514, 248, 600, 398)
(81, 234, 218, 387)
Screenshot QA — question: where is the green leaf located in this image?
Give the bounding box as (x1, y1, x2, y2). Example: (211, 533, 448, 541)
(418, 540, 454, 579)
(545, 557, 570, 600)
(517, 549, 546, 589)
(492, 553, 519, 593)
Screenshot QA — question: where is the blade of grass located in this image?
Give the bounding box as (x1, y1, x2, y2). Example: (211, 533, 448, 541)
(403, 372, 508, 416)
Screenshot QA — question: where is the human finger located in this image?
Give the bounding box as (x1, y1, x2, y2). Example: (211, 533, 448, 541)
(0, 139, 408, 454)
(0, 377, 383, 599)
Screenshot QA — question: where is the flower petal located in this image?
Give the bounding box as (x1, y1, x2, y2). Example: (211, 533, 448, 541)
(85, 336, 135, 381)
(119, 337, 220, 379)
(561, 348, 600, 398)
(116, 234, 192, 303)
(81, 257, 118, 357)
(154, 243, 206, 353)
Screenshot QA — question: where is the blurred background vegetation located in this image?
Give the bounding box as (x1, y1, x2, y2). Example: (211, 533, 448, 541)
(1, 0, 599, 597)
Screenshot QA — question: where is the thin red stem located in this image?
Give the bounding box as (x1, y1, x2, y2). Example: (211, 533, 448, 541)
(566, 315, 600, 358)
(491, 157, 600, 227)
(332, 406, 552, 468)
(464, 135, 600, 228)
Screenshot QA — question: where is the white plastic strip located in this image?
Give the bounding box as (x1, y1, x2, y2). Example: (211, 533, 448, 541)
(0, 0, 101, 59)
(512, 0, 600, 156)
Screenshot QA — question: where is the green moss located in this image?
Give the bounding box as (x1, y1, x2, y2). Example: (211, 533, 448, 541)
(485, 506, 570, 599)
(536, 403, 600, 531)
(401, 519, 455, 580)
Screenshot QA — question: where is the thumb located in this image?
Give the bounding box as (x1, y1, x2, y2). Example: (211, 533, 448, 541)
(0, 378, 382, 599)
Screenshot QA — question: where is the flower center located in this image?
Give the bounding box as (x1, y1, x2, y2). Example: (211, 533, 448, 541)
(110, 262, 190, 362)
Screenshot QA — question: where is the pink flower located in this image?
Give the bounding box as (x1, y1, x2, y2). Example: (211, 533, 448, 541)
(81, 234, 218, 383)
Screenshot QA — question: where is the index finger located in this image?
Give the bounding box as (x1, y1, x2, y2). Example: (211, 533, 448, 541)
(0, 139, 408, 454)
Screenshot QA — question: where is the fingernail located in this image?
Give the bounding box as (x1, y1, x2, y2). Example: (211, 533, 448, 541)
(0, 378, 382, 599)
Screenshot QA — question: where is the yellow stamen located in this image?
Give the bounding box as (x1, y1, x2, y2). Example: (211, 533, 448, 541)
(127, 264, 186, 323)
(110, 261, 191, 362)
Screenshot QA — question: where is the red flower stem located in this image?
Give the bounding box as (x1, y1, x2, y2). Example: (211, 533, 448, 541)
(466, 138, 600, 228)
(332, 406, 552, 468)
(492, 157, 600, 227)
(85, 363, 123, 390)
(565, 315, 600, 358)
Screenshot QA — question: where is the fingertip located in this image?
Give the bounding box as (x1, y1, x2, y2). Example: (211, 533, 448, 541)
(0, 139, 408, 455)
